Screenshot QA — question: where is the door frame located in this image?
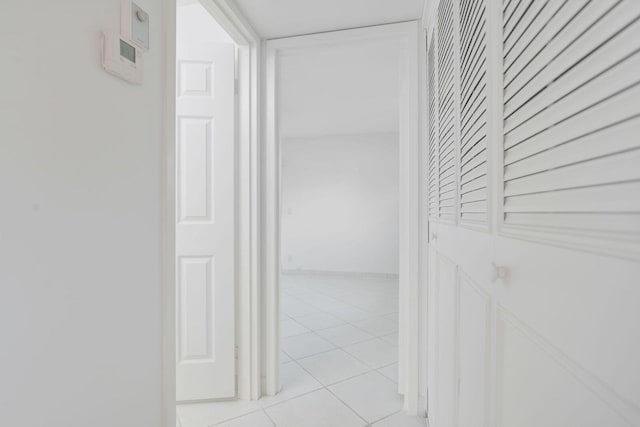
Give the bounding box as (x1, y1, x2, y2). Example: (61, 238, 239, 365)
(163, 0, 261, 425)
(262, 21, 423, 414)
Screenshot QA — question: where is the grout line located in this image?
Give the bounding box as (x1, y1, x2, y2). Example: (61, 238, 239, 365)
(283, 310, 399, 345)
(185, 276, 401, 427)
(286, 334, 398, 369)
(290, 359, 372, 426)
(208, 408, 263, 426)
(369, 409, 404, 425)
(302, 360, 378, 388)
(325, 383, 372, 426)
(260, 386, 325, 410)
(262, 408, 278, 427)
(275, 277, 403, 425)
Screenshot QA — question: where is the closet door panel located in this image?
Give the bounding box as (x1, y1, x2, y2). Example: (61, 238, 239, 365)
(459, 0, 488, 227)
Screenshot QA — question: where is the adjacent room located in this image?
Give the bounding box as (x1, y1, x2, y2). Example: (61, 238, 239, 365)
(277, 39, 402, 425)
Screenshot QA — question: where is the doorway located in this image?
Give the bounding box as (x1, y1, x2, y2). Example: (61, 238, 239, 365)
(274, 36, 403, 423)
(262, 21, 422, 416)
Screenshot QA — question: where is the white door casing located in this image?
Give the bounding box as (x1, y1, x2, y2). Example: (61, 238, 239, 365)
(263, 22, 421, 411)
(426, 0, 640, 426)
(175, 42, 236, 402)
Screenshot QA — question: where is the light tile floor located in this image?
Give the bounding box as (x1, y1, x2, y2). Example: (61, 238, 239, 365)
(177, 273, 427, 427)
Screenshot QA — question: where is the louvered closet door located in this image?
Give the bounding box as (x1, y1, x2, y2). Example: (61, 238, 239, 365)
(428, 0, 497, 425)
(502, 0, 640, 245)
(427, 36, 439, 220)
(426, 1, 640, 427)
(428, 2, 461, 426)
(458, 0, 488, 226)
(437, 0, 459, 222)
(494, 0, 640, 426)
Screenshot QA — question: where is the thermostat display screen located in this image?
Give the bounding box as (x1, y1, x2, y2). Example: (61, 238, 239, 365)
(120, 39, 136, 63)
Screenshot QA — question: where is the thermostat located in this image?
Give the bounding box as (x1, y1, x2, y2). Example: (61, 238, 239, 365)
(121, 0, 150, 51)
(101, 31, 144, 84)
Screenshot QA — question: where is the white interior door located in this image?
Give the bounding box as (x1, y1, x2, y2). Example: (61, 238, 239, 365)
(426, 0, 640, 426)
(176, 42, 235, 402)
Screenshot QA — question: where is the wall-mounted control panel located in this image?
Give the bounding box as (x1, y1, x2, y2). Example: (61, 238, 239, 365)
(121, 0, 150, 51)
(101, 31, 144, 84)
(101, 0, 149, 84)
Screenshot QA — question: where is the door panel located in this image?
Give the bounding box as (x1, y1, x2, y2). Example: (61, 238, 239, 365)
(457, 272, 489, 427)
(425, 0, 640, 426)
(176, 42, 235, 402)
(434, 254, 458, 427)
(495, 237, 640, 418)
(496, 310, 631, 427)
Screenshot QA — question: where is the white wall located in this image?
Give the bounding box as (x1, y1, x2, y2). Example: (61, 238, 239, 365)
(177, 2, 234, 43)
(277, 36, 401, 277)
(281, 133, 399, 275)
(0, 1, 164, 426)
(279, 40, 400, 138)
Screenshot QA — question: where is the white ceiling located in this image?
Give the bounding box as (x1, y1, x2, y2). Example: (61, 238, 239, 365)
(233, 0, 425, 39)
(279, 39, 401, 138)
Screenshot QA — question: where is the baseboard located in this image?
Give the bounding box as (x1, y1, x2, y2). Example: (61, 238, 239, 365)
(281, 269, 399, 280)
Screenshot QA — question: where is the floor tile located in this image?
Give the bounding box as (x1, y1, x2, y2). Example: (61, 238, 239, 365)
(281, 332, 335, 359)
(329, 371, 403, 423)
(265, 389, 366, 427)
(295, 293, 351, 311)
(215, 410, 275, 427)
(372, 411, 428, 426)
(352, 316, 398, 337)
(377, 363, 399, 383)
(280, 351, 292, 364)
(328, 306, 373, 322)
(260, 362, 322, 407)
(343, 338, 398, 368)
(177, 399, 262, 427)
(297, 349, 370, 385)
(380, 332, 398, 346)
(383, 312, 399, 321)
(294, 313, 344, 331)
(281, 299, 322, 318)
(281, 286, 312, 296)
(315, 324, 374, 347)
(360, 299, 400, 316)
(281, 319, 311, 338)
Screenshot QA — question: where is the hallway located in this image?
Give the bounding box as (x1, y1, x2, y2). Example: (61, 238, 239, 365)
(177, 273, 426, 427)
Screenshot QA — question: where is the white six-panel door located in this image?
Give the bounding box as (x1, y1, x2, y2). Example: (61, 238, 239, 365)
(426, 0, 640, 426)
(176, 42, 236, 402)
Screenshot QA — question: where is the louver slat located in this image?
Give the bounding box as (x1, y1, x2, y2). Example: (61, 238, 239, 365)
(502, 0, 640, 237)
(438, 0, 458, 222)
(459, 0, 488, 226)
(427, 36, 439, 220)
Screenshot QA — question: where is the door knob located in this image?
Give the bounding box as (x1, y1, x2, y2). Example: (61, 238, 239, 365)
(489, 262, 508, 283)
(136, 9, 148, 22)
(430, 232, 437, 240)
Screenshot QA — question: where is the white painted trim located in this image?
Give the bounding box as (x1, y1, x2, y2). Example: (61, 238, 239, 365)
(162, 0, 177, 424)
(418, 18, 430, 419)
(195, 0, 262, 401)
(163, 0, 262, 423)
(262, 42, 280, 396)
(198, 0, 259, 43)
(399, 21, 421, 416)
(263, 21, 423, 415)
